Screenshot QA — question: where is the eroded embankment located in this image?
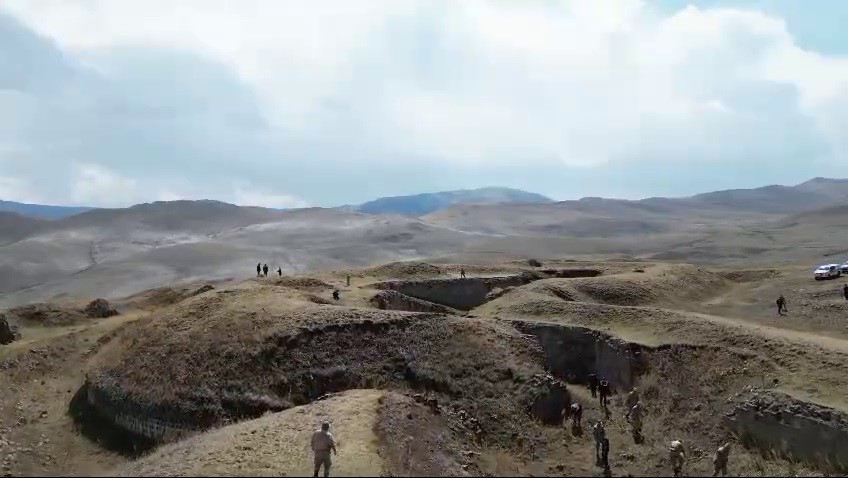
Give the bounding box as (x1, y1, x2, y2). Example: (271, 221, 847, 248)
(726, 391, 848, 471)
(372, 269, 601, 310)
(74, 311, 570, 455)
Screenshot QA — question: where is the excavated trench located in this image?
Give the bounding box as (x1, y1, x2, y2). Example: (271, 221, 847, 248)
(513, 319, 848, 472)
(70, 314, 571, 455)
(372, 269, 602, 311)
(512, 320, 649, 391)
(726, 391, 848, 471)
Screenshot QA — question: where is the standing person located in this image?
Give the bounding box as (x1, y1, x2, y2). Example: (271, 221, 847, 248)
(263, 264, 269, 277)
(346, 275, 351, 287)
(311, 421, 337, 478)
(776, 295, 788, 315)
(588, 373, 599, 398)
(599, 378, 611, 409)
(592, 421, 606, 466)
(601, 436, 610, 471)
(460, 268, 466, 279)
(256, 263, 262, 277)
(626, 402, 643, 440)
(713, 443, 731, 476)
(278, 267, 282, 277)
(843, 284, 848, 301)
(625, 387, 640, 411)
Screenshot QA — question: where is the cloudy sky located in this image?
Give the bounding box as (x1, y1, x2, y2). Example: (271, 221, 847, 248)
(1, 0, 847, 208)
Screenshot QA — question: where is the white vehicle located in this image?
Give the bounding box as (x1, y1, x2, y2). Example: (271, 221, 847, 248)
(840, 261, 848, 274)
(814, 264, 841, 280)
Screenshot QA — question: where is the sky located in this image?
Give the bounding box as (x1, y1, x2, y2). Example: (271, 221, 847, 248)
(1, 0, 847, 208)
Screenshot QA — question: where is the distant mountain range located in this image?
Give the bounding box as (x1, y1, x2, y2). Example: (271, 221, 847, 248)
(356, 187, 552, 215)
(3, 177, 848, 307)
(0, 200, 92, 219)
(2, 177, 848, 221)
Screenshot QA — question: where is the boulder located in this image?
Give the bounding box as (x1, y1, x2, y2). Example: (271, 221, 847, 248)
(528, 259, 543, 268)
(84, 299, 119, 318)
(0, 314, 20, 345)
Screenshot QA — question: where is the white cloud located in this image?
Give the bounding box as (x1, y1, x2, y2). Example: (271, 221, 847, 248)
(1, 0, 848, 204)
(0, 176, 41, 204)
(231, 182, 310, 209)
(70, 163, 140, 207)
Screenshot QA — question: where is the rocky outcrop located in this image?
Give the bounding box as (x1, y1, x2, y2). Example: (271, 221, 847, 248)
(725, 391, 848, 471)
(85, 299, 119, 318)
(0, 314, 20, 345)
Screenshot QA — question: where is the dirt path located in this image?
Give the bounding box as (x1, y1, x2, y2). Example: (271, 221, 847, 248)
(1, 313, 143, 476)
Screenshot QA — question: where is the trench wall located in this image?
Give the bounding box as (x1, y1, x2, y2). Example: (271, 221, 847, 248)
(84, 380, 203, 443)
(512, 321, 647, 391)
(369, 290, 459, 314)
(725, 391, 848, 471)
(373, 275, 536, 310)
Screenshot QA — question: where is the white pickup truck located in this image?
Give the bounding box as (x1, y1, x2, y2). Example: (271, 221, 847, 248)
(814, 264, 841, 280)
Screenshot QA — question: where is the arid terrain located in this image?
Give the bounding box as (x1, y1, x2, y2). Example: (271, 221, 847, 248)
(3, 177, 848, 310)
(3, 255, 848, 476)
(4, 180, 848, 476)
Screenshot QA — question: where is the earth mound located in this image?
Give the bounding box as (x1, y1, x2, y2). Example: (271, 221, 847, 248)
(80, 287, 569, 457)
(269, 277, 334, 290)
(483, 263, 727, 310)
(84, 299, 119, 318)
(3, 303, 87, 326)
(364, 261, 446, 279)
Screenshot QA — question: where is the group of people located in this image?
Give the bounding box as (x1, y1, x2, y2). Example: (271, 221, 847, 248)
(256, 263, 282, 277)
(578, 381, 732, 477)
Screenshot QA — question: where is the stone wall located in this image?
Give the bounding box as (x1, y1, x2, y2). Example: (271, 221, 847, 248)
(725, 391, 848, 471)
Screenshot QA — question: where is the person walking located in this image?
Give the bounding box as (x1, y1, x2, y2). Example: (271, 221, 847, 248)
(311, 421, 337, 478)
(776, 295, 787, 315)
(256, 263, 262, 277)
(263, 264, 269, 277)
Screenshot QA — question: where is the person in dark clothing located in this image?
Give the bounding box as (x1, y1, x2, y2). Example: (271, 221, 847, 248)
(588, 373, 599, 398)
(776, 295, 787, 315)
(257, 263, 262, 277)
(601, 437, 610, 471)
(599, 379, 611, 408)
(278, 267, 282, 277)
(843, 284, 848, 301)
(460, 268, 466, 279)
(332, 289, 340, 301)
(263, 264, 269, 277)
